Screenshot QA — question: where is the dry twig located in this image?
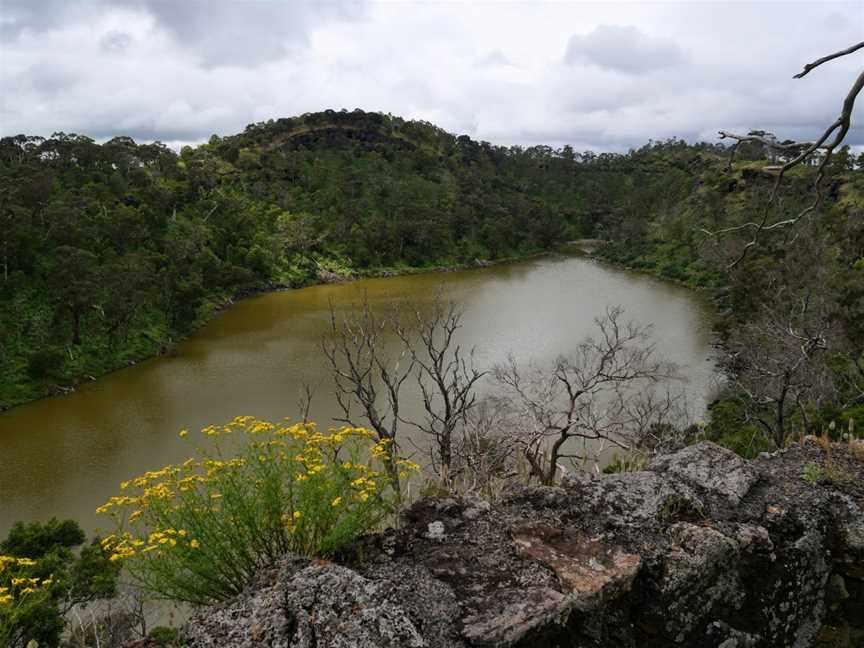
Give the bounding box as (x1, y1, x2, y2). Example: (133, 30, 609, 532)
(704, 42, 863, 267)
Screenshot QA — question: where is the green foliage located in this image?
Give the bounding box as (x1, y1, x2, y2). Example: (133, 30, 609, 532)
(0, 519, 120, 648)
(147, 626, 180, 646)
(704, 399, 775, 458)
(25, 348, 66, 381)
(98, 417, 413, 604)
(1, 112, 861, 464)
(1, 519, 85, 557)
(602, 452, 648, 474)
(802, 459, 855, 486)
(802, 461, 824, 484)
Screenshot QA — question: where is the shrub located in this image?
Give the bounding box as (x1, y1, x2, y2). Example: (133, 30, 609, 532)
(148, 625, 180, 645)
(602, 452, 647, 474)
(802, 461, 824, 484)
(0, 556, 61, 648)
(0, 519, 119, 648)
(98, 417, 415, 604)
(25, 348, 65, 381)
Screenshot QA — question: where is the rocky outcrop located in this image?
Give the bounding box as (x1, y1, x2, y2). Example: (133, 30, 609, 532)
(180, 441, 864, 647)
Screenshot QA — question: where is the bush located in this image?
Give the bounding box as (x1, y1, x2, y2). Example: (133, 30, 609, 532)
(0, 519, 119, 648)
(98, 417, 414, 604)
(603, 452, 648, 474)
(0, 556, 60, 648)
(148, 625, 180, 645)
(25, 348, 65, 381)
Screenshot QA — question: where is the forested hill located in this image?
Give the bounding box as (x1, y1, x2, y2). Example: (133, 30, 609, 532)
(1, 109, 862, 412)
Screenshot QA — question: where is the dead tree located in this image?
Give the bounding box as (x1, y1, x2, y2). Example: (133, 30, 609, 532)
(322, 296, 414, 490)
(492, 307, 677, 485)
(725, 290, 833, 448)
(322, 292, 486, 492)
(451, 399, 520, 498)
(395, 296, 486, 489)
(705, 41, 864, 266)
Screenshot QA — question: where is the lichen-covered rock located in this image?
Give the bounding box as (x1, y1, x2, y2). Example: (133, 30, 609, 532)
(178, 441, 863, 648)
(647, 441, 759, 508)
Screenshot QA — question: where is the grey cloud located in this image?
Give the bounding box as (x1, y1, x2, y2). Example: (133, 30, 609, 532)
(0, 0, 367, 67)
(564, 25, 685, 74)
(1, 1, 861, 153)
(139, 0, 368, 67)
(87, 125, 215, 144)
(0, 0, 99, 38)
(100, 30, 132, 53)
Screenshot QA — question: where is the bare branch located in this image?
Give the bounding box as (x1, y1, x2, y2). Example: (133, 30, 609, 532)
(705, 42, 864, 267)
(794, 41, 864, 78)
(492, 307, 679, 484)
(394, 292, 487, 489)
(321, 294, 414, 491)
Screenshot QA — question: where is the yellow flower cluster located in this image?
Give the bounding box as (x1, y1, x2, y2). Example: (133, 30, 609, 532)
(0, 556, 36, 572)
(102, 528, 200, 563)
(96, 417, 419, 569)
(0, 556, 52, 607)
(281, 510, 303, 534)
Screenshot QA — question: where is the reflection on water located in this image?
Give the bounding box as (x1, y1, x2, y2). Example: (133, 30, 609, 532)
(0, 252, 718, 536)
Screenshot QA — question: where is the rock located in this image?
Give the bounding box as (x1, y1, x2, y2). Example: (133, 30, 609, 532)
(426, 520, 447, 542)
(560, 470, 704, 527)
(177, 441, 863, 648)
(510, 521, 640, 610)
(642, 523, 744, 642)
(282, 564, 427, 648)
(461, 587, 572, 646)
(647, 441, 759, 508)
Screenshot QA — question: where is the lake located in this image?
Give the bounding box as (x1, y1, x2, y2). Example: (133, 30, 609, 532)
(0, 250, 718, 537)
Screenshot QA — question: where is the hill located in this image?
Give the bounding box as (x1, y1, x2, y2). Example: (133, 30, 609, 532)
(0, 110, 861, 421)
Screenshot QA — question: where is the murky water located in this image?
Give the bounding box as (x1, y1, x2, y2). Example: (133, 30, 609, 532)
(0, 251, 718, 536)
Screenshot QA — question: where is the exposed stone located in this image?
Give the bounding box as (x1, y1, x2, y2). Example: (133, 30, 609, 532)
(510, 522, 640, 609)
(647, 441, 759, 508)
(461, 587, 571, 646)
(176, 441, 863, 648)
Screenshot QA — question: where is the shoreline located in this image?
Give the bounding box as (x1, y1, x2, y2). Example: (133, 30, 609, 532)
(1, 241, 721, 414)
(0, 248, 553, 414)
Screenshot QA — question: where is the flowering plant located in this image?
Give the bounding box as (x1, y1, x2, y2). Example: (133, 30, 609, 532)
(0, 555, 54, 647)
(98, 417, 416, 604)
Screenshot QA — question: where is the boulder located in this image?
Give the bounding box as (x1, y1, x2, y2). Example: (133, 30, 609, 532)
(178, 441, 863, 648)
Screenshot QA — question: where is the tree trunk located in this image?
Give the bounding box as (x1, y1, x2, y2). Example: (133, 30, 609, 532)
(72, 308, 82, 345)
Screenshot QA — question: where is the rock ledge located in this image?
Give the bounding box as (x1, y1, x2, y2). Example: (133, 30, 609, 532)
(176, 441, 864, 648)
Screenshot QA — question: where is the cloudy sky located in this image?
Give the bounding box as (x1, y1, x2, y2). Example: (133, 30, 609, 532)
(1, 0, 862, 152)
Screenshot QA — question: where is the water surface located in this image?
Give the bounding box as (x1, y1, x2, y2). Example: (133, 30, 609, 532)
(0, 252, 718, 536)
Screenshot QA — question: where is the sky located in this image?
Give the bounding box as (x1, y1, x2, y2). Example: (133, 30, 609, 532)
(1, 0, 862, 152)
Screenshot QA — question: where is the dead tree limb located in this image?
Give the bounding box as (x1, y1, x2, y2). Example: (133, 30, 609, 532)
(705, 41, 864, 268)
(394, 294, 487, 489)
(322, 295, 414, 491)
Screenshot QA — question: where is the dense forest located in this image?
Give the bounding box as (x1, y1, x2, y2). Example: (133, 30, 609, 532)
(1, 109, 862, 455)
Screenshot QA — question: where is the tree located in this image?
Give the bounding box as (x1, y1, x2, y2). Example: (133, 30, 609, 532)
(323, 292, 486, 491)
(394, 295, 486, 489)
(491, 307, 677, 485)
(322, 296, 414, 490)
(725, 284, 834, 448)
(1, 519, 120, 648)
(49, 246, 99, 345)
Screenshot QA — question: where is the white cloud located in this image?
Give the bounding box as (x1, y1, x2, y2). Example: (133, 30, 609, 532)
(0, 0, 861, 151)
